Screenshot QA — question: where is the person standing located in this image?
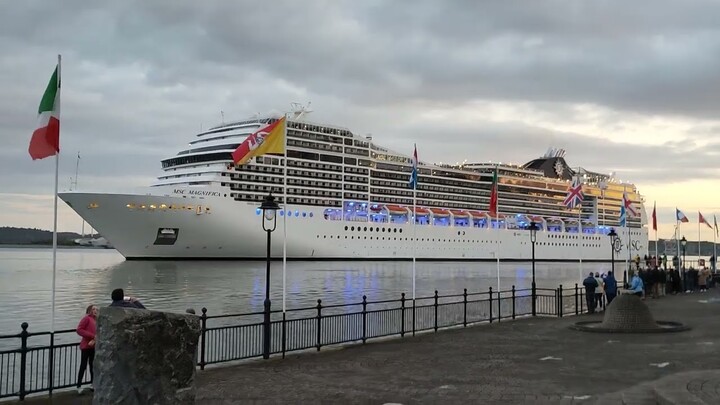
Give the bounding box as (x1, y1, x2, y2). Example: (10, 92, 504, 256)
(604, 271, 618, 305)
(699, 267, 710, 292)
(594, 272, 605, 310)
(76, 305, 97, 394)
(582, 272, 598, 313)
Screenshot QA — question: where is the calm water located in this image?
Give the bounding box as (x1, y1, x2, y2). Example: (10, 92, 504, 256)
(0, 247, 612, 333)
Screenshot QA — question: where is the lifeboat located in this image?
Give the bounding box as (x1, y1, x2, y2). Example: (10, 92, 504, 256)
(385, 204, 409, 215)
(369, 204, 383, 212)
(449, 209, 469, 217)
(526, 215, 545, 223)
(429, 208, 450, 217)
(410, 206, 431, 215)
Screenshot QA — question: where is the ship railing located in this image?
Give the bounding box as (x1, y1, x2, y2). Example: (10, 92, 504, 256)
(1, 283, 606, 401)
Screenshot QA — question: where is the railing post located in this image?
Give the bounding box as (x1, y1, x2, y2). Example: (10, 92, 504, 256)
(316, 299, 322, 351)
(361, 295, 367, 344)
(400, 293, 406, 337)
(281, 311, 287, 359)
(497, 288, 501, 322)
(19, 322, 28, 401)
(488, 287, 493, 323)
(558, 285, 564, 318)
(200, 308, 207, 370)
(463, 288, 468, 327)
(511, 285, 516, 319)
(433, 290, 439, 332)
(575, 284, 579, 315)
(48, 331, 55, 396)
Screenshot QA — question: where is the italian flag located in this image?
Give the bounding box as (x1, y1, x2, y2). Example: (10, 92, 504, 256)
(29, 65, 60, 160)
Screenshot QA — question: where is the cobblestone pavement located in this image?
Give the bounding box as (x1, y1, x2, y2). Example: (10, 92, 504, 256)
(15, 289, 720, 404)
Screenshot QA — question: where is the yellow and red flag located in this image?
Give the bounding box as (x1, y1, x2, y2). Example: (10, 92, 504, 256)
(232, 117, 286, 165)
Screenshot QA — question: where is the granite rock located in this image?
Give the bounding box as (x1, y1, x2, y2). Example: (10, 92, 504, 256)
(93, 307, 201, 405)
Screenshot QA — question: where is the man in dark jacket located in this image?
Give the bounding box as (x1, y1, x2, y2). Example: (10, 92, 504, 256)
(604, 271, 618, 305)
(109, 288, 146, 309)
(582, 272, 598, 313)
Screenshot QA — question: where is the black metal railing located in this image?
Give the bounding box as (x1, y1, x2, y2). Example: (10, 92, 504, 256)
(1, 283, 606, 401)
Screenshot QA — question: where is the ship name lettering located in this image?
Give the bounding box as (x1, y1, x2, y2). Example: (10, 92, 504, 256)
(173, 189, 221, 197)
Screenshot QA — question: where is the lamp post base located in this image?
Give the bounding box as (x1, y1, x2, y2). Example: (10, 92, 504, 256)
(263, 298, 271, 359)
(531, 281, 536, 317)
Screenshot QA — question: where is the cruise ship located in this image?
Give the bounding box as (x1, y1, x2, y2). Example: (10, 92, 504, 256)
(59, 105, 649, 260)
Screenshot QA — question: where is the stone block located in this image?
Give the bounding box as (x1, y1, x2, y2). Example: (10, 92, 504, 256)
(93, 307, 201, 405)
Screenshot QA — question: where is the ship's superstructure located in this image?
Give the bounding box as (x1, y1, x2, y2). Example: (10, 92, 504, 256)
(60, 105, 648, 260)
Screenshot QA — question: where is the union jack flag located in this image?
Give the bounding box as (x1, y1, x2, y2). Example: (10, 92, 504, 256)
(563, 177, 584, 208)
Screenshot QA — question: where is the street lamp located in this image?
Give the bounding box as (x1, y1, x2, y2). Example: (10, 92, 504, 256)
(608, 228, 618, 282)
(528, 221, 539, 316)
(681, 236, 687, 292)
(260, 192, 280, 359)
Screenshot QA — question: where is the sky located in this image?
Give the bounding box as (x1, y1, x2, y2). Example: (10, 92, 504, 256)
(1, 0, 720, 242)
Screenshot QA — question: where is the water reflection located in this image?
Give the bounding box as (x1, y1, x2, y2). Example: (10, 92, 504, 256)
(0, 248, 611, 333)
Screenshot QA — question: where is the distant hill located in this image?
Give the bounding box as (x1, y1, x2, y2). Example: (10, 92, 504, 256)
(0, 227, 95, 245)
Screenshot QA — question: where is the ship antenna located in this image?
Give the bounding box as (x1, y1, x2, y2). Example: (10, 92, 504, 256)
(220, 110, 225, 124)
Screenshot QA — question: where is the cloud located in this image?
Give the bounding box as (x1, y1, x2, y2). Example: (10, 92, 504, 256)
(2, 0, 720, 238)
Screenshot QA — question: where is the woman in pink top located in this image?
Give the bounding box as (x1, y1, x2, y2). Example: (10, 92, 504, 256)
(76, 305, 97, 394)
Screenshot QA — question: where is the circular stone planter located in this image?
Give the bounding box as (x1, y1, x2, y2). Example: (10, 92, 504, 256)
(571, 294, 690, 333)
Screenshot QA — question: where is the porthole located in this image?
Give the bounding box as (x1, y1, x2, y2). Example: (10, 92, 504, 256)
(345, 226, 349, 231)
(351, 226, 355, 231)
(364, 227, 367, 231)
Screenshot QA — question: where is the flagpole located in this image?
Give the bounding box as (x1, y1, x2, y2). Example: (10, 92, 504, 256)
(578, 199, 583, 277)
(412, 186, 417, 303)
(412, 145, 417, 305)
(625, 185, 630, 277)
(714, 217, 717, 273)
(51, 54, 61, 333)
(282, 114, 288, 313)
(495, 165, 500, 292)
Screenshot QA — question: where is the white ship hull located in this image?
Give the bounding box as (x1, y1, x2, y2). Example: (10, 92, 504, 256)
(59, 188, 648, 261)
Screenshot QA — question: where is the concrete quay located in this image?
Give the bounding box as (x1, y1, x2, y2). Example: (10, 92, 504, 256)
(14, 289, 720, 404)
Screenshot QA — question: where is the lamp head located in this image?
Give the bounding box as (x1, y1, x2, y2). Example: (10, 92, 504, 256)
(259, 193, 280, 231)
(528, 221, 539, 242)
(680, 236, 687, 247)
(608, 228, 617, 238)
